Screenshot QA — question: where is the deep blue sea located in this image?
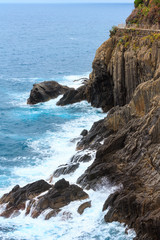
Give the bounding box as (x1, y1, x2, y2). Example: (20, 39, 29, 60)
(0, 3, 136, 240)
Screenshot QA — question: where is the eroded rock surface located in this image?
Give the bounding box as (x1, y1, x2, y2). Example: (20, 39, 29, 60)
(56, 85, 87, 106)
(27, 81, 70, 104)
(76, 78, 160, 240)
(0, 179, 89, 219)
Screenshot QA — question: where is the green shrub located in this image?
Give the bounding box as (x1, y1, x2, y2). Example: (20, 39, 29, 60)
(134, 0, 143, 8)
(109, 26, 118, 37)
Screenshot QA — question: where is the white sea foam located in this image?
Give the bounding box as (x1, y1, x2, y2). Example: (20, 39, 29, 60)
(62, 72, 90, 88)
(0, 86, 136, 240)
(12, 101, 104, 187)
(0, 185, 136, 240)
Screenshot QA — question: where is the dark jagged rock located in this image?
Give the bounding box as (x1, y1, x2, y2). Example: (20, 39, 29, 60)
(0, 179, 89, 219)
(29, 179, 89, 218)
(70, 152, 92, 163)
(52, 153, 92, 179)
(80, 129, 88, 137)
(56, 85, 86, 106)
(0, 180, 51, 218)
(53, 163, 80, 178)
(56, 30, 160, 113)
(27, 81, 70, 105)
(76, 78, 160, 240)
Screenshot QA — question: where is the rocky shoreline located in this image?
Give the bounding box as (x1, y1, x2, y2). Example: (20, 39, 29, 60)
(1, 2, 160, 240)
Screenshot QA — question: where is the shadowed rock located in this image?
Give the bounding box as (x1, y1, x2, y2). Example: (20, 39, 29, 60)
(76, 78, 160, 240)
(27, 81, 70, 105)
(56, 85, 86, 106)
(53, 163, 80, 178)
(0, 180, 51, 218)
(0, 179, 89, 219)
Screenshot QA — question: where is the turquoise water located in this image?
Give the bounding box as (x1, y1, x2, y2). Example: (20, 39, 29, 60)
(0, 3, 136, 239)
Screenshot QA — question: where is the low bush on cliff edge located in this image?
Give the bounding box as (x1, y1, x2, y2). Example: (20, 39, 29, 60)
(134, 0, 143, 8)
(109, 26, 118, 37)
(127, 0, 160, 27)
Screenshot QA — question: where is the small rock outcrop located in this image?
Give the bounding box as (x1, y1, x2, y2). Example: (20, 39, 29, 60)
(27, 81, 70, 104)
(0, 179, 89, 219)
(56, 85, 87, 106)
(52, 152, 92, 179)
(0, 180, 51, 218)
(77, 201, 91, 215)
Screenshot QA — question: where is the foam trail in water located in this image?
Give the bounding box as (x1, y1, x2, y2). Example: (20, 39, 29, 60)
(0, 184, 136, 240)
(62, 72, 90, 88)
(0, 84, 136, 240)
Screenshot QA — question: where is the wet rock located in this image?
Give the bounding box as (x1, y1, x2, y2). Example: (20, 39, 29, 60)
(56, 85, 86, 106)
(77, 201, 91, 215)
(53, 163, 80, 178)
(27, 81, 70, 105)
(54, 178, 70, 190)
(71, 153, 92, 163)
(53, 153, 92, 179)
(76, 119, 112, 150)
(0, 179, 89, 219)
(76, 78, 160, 239)
(0, 180, 51, 218)
(45, 209, 61, 220)
(80, 129, 88, 137)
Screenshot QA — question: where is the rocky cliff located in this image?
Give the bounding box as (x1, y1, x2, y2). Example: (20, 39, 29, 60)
(76, 77, 160, 240)
(3, 4, 160, 240)
(126, 0, 160, 29)
(55, 25, 160, 239)
(84, 28, 160, 112)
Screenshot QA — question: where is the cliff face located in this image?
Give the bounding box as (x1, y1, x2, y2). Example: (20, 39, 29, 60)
(86, 29, 160, 112)
(77, 77, 160, 240)
(74, 26, 160, 240)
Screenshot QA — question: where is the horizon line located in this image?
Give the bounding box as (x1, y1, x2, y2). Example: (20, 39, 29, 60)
(0, 2, 133, 4)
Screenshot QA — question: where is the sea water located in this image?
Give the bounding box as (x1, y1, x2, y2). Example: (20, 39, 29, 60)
(0, 3, 136, 240)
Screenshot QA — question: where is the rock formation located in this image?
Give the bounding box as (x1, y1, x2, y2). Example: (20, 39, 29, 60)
(0, 179, 89, 219)
(6, 2, 160, 239)
(27, 81, 70, 104)
(45, 30, 160, 113)
(76, 77, 160, 240)
(57, 85, 87, 106)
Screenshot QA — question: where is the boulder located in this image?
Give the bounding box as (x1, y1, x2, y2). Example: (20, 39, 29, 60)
(80, 129, 88, 137)
(77, 201, 91, 215)
(27, 81, 70, 105)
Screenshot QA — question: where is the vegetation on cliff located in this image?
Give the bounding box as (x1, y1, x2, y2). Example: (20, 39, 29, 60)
(1, 2, 160, 240)
(126, 0, 160, 28)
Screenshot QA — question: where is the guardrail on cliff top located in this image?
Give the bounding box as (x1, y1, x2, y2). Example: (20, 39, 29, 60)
(117, 23, 160, 32)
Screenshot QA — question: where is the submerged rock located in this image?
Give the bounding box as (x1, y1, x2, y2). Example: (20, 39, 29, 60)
(77, 201, 91, 215)
(27, 81, 70, 104)
(0, 179, 89, 219)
